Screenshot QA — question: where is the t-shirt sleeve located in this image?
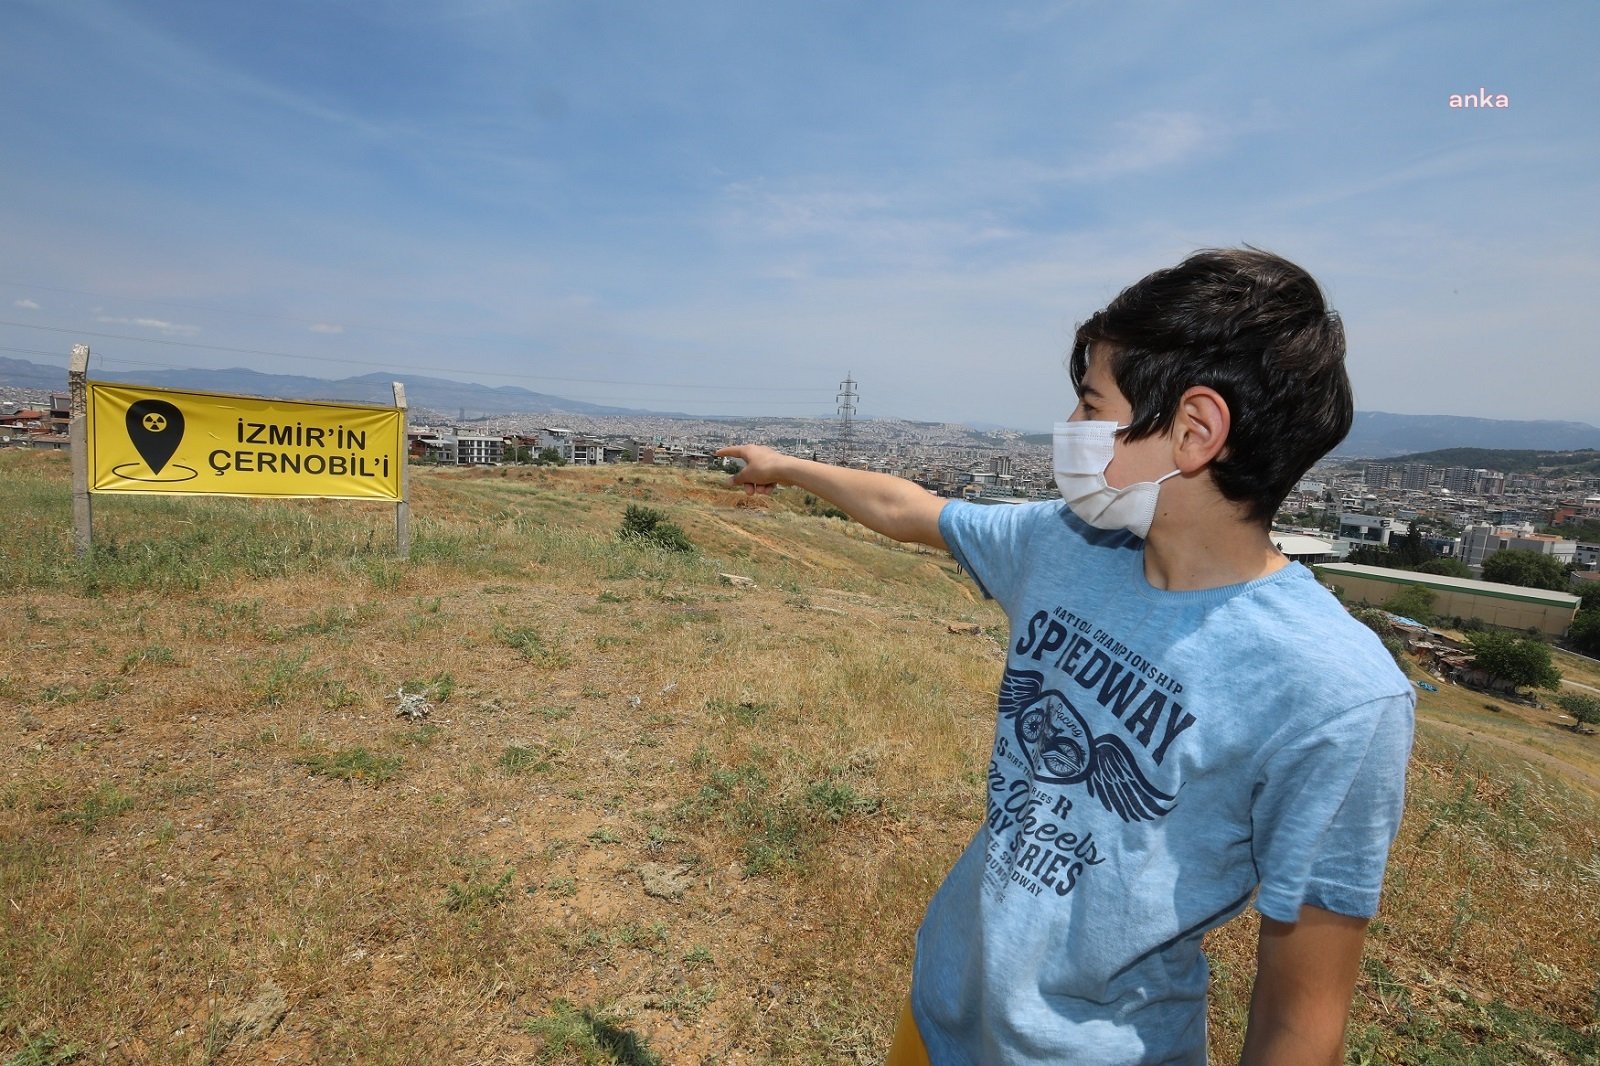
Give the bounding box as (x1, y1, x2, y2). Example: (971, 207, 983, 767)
(938, 501, 1055, 614)
(1250, 691, 1415, 922)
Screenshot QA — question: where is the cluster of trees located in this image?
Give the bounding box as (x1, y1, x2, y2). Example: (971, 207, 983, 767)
(1566, 583, 1600, 657)
(1348, 531, 1581, 595)
(1345, 527, 1473, 578)
(504, 445, 569, 466)
(1481, 549, 1573, 591)
(1459, 629, 1561, 692)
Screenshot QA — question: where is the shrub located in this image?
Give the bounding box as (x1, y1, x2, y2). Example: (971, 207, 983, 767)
(618, 505, 694, 554)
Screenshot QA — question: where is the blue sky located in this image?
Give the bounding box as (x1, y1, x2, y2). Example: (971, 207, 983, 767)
(2, 0, 1596, 428)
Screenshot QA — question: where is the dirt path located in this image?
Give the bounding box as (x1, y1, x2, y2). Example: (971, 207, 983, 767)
(1423, 717, 1600, 796)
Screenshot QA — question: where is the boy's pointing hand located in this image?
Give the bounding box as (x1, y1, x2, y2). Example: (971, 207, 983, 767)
(716, 445, 788, 495)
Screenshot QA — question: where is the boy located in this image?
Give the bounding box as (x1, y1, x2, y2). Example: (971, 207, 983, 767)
(718, 248, 1414, 1064)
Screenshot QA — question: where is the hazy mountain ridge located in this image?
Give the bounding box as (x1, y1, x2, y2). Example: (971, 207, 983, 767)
(3, 357, 1597, 452)
(0, 357, 673, 418)
(1336, 411, 1600, 457)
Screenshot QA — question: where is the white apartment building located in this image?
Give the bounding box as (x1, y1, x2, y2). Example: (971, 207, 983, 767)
(1460, 523, 1578, 569)
(1335, 513, 1409, 554)
(456, 434, 505, 465)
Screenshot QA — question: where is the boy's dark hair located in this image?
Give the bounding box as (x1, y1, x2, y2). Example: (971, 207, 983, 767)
(1070, 247, 1352, 525)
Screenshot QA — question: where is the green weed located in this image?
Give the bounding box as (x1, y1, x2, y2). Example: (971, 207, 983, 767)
(525, 999, 661, 1066)
(805, 779, 881, 821)
(252, 650, 311, 708)
(119, 645, 175, 673)
(2, 1031, 81, 1066)
(495, 626, 571, 667)
(444, 867, 514, 912)
(707, 697, 771, 724)
(400, 671, 456, 703)
(499, 745, 550, 775)
(295, 747, 403, 785)
(59, 783, 134, 833)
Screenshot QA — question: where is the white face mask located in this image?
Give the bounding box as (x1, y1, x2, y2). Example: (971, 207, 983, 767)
(1053, 420, 1181, 539)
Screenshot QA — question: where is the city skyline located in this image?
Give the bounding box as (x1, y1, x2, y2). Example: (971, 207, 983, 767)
(2, 2, 1597, 427)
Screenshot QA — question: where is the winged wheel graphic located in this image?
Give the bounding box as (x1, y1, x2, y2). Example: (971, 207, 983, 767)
(999, 668, 1176, 823)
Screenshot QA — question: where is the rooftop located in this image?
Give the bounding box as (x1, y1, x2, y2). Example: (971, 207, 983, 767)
(1314, 562, 1582, 607)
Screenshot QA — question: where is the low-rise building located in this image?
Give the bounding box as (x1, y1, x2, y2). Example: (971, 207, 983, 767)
(1335, 512, 1408, 555)
(1270, 532, 1342, 564)
(1313, 562, 1581, 638)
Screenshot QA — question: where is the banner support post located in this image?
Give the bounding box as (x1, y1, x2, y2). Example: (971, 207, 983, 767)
(69, 344, 92, 557)
(393, 381, 410, 560)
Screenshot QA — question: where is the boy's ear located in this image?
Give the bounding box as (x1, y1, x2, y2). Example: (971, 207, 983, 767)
(1172, 386, 1231, 472)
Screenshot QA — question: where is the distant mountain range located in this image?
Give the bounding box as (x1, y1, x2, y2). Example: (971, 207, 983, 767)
(3, 356, 1597, 453)
(1334, 411, 1600, 457)
(0, 356, 678, 419)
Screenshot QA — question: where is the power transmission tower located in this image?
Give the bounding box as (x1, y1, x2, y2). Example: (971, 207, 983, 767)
(836, 374, 858, 464)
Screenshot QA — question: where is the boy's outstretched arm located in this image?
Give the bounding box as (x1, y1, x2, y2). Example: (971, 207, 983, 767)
(716, 445, 949, 550)
(1240, 905, 1369, 1065)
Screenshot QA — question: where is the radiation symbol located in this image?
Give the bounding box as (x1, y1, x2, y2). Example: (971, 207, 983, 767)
(124, 399, 185, 475)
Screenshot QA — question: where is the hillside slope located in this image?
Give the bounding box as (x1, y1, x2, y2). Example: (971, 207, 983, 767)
(2, 453, 1596, 1064)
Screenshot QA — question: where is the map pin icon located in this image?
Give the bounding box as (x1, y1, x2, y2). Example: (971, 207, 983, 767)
(125, 399, 185, 475)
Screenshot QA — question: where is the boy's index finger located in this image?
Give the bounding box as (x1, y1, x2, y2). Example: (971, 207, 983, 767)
(715, 445, 750, 477)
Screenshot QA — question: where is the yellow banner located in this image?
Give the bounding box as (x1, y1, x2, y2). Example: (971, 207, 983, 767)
(88, 382, 404, 501)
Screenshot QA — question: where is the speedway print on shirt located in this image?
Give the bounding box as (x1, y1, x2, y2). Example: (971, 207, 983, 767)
(982, 605, 1195, 901)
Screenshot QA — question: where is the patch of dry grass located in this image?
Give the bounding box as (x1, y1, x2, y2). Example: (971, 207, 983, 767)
(2, 451, 1597, 1063)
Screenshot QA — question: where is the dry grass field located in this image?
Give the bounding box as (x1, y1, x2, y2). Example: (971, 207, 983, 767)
(2, 449, 1597, 1065)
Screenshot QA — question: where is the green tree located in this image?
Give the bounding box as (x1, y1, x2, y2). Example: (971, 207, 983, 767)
(1394, 526, 1431, 567)
(536, 447, 568, 467)
(1481, 549, 1571, 592)
(1415, 557, 1472, 578)
(1567, 610, 1600, 657)
(1463, 630, 1561, 692)
(1575, 583, 1600, 613)
(1347, 606, 1405, 665)
(1381, 585, 1436, 624)
(1345, 545, 1396, 568)
(1553, 692, 1600, 732)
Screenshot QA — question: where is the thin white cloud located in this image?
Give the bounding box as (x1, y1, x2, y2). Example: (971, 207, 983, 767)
(1063, 112, 1216, 182)
(93, 313, 200, 337)
(14, 298, 40, 309)
(309, 322, 345, 334)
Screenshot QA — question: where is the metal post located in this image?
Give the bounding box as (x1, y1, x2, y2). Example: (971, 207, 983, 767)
(69, 344, 92, 557)
(393, 382, 411, 560)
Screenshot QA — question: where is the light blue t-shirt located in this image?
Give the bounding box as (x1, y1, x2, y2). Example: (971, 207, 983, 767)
(915, 500, 1414, 1065)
